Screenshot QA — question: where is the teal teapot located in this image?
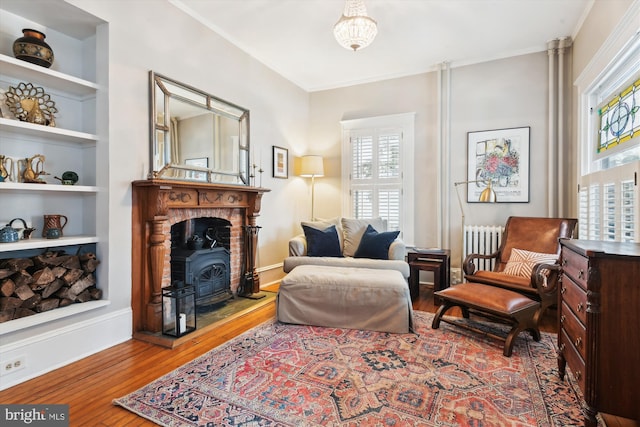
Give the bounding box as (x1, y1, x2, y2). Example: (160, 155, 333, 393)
(0, 218, 34, 243)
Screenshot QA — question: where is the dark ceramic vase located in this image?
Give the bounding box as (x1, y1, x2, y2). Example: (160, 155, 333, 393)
(13, 29, 54, 68)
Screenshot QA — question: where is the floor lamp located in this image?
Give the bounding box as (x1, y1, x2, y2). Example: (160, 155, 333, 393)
(454, 180, 497, 271)
(300, 155, 324, 220)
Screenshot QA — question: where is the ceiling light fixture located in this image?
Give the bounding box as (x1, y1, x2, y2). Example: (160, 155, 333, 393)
(333, 0, 377, 52)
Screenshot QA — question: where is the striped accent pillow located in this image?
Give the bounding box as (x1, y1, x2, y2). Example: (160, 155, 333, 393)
(503, 248, 558, 278)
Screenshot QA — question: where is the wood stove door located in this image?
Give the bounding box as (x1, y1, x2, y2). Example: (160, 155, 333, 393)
(195, 263, 232, 305)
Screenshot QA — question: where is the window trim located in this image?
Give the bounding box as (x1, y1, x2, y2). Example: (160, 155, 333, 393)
(575, 3, 640, 174)
(574, 3, 640, 242)
(340, 112, 415, 245)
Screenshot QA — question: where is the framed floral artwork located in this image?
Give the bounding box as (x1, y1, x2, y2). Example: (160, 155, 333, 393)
(272, 146, 288, 179)
(467, 127, 530, 203)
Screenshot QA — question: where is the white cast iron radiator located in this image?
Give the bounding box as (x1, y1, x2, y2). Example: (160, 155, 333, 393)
(463, 225, 505, 271)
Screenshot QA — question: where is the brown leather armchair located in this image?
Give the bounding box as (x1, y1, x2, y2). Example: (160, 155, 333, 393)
(463, 216, 577, 325)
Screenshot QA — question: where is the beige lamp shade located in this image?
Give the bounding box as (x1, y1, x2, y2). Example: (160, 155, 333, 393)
(299, 155, 324, 177)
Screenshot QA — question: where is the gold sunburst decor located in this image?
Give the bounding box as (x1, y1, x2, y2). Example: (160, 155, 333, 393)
(4, 82, 57, 127)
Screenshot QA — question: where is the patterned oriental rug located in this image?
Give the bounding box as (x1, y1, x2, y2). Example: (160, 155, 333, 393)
(114, 311, 584, 426)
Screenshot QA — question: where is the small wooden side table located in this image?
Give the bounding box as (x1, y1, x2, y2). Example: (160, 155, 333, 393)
(407, 249, 450, 304)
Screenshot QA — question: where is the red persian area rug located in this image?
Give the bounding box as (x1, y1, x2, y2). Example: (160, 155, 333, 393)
(114, 311, 584, 426)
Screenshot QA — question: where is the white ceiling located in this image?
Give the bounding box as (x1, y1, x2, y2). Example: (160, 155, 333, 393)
(171, 0, 593, 92)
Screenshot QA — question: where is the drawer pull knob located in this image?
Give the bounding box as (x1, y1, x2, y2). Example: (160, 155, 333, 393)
(577, 303, 584, 312)
(560, 315, 566, 324)
(559, 343, 565, 352)
(575, 337, 582, 347)
(561, 287, 567, 294)
(578, 269, 584, 279)
(575, 371, 582, 380)
(562, 259, 568, 266)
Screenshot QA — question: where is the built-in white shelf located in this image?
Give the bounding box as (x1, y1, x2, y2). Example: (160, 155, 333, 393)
(0, 235, 98, 253)
(0, 53, 98, 97)
(0, 299, 110, 336)
(0, 182, 99, 193)
(0, 117, 98, 144)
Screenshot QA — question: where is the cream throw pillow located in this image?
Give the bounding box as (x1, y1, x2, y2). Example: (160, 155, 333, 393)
(503, 248, 558, 278)
(341, 217, 387, 257)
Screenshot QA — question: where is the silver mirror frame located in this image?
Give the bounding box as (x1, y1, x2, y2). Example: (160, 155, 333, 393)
(149, 71, 250, 185)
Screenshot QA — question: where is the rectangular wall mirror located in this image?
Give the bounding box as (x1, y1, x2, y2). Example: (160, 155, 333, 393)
(149, 71, 250, 185)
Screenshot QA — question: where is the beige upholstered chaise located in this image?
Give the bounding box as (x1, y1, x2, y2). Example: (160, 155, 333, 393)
(278, 217, 413, 333)
(283, 217, 410, 279)
(278, 264, 413, 333)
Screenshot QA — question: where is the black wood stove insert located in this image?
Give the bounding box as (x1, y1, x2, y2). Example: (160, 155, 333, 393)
(170, 247, 231, 306)
(170, 218, 232, 306)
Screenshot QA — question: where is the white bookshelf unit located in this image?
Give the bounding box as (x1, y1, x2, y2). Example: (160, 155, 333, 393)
(0, 0, 109, 337)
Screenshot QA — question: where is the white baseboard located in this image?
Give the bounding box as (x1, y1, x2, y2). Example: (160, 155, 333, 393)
(0, 308, 132, 391)
(257, 262, 284, 288)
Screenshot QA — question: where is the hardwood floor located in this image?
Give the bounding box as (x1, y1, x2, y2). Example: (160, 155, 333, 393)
(0, 283, 558, 426)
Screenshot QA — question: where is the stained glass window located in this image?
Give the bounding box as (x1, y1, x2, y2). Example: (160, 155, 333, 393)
(597, 76, 640, 154)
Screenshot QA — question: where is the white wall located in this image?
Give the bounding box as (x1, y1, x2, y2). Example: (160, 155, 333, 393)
(309, 73, 439, 247)
(448, 53, 550, 265)
(308, 52, 550, 266)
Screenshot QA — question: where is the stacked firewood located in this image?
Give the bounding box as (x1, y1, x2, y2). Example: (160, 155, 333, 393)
(0, 251, 101, 323)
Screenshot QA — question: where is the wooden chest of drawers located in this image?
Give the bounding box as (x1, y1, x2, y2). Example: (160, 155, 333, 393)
(558, 239, 640, 426)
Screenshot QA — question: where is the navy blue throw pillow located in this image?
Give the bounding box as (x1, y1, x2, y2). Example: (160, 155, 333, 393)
(354, 224, 400, 260)
(302, 225, 343, 257)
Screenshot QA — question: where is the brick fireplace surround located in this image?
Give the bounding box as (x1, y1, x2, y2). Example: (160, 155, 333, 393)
(131, 180, 269, 346)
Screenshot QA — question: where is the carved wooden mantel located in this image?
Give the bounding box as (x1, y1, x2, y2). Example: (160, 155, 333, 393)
(131, 179, 270, 338)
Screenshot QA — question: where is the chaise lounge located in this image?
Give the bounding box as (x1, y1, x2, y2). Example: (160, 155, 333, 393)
(277, 217, 414, 333)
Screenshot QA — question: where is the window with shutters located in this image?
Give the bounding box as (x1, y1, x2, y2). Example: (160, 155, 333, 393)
(578, 31, 639, 242)
(340, 113, 415, 244)
(579, 164, 637, 242)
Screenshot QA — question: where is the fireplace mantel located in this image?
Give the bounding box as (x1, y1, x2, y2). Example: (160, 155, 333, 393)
(131, 179, 269, 343)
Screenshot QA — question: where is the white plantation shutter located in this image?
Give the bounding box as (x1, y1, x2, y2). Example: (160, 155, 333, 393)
(352, 135, 373, 179)
(341, 113, 415, 243)
(578, 187, 588, 239)
(353, 189, 373, 218)
(578, 161, 639, 242)
(379, 189, 401, 230)
(588, 184, 601, 240)
(349, 129, 403, 231)
(621, 179, 636, 241)
(603, 183, 616, 241)
(378, 133, 400, 178)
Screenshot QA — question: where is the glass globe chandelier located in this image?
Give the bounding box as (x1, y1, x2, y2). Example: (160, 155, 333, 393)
(333, 0, 378, 52)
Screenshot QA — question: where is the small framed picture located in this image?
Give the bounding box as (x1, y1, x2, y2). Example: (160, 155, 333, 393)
(272, 146, 288, 179)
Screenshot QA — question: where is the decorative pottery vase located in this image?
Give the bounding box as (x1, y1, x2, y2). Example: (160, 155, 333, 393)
(45, 228, 61, 239)
(42, 214, 67, 238)
(13, 29, 54, 68)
